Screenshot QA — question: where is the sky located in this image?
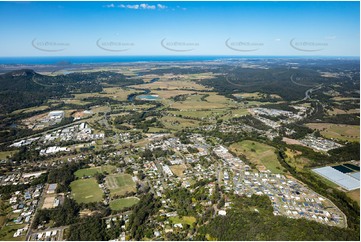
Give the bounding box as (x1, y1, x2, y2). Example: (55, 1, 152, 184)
(0, 1, 359, 57)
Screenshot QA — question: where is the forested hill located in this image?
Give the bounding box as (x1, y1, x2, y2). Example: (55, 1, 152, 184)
(0, 69, 143, 114)
(0, 69, 53, 114)
(0, 69, 44, 91)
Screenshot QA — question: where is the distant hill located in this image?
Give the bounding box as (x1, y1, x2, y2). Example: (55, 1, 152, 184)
(0, 69, 51, 114)
(0, 69, 143, 114)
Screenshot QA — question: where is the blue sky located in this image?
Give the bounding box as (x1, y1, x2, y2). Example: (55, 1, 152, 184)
(0, 1, 359, 56)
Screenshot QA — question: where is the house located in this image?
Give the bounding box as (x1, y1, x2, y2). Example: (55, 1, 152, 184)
(47, 184, 57, 194)
(218, 210, 227, 216)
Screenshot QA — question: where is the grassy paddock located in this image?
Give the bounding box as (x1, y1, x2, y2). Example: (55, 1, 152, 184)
(160, 116, 200, 131)
(346, 189, 360, 205)
(170, 216, 196, 227)
(0, 151, 17, 160)
(229, 140, 284, 174)
(306, 123, 360, 142)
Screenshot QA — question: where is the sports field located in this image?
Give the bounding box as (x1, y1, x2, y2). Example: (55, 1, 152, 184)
(109, 197, 140, 211)
(70, 178, 103, 203)
(229, 140, 284, 174)
(105, 174, 136, 197)
(74, 165, 116, 178)
(306, 123, 360, 142)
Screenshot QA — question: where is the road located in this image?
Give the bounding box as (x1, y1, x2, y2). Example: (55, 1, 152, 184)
(290, 74, 323, 101)
(25, 185, 47, 241)
(27, 225, 69, 241)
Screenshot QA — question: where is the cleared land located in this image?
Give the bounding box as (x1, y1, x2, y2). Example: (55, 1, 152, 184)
(229, 140, 284, 174)
(347, 189, 360, 205)
(74, 165, 116, 178)
(109, 197, 140, 211)
(233, 92, 281, 100)
(170, 216, 196, 227)
(170, 164, 188, 177)
(130, 78, 211, 91)
(284, 148, 311, 171)
(72, 87, 136, 102)
(105, 174, 136, 197)
(160, 116, 200, 131)
(42, 195, 57, 209)
(151, 90, 197, 99)
(282, 137, 305, 146)
(0, 150, 17, 160)
(0, 223, 26, 241)
(327, 108, 360, 116)
(70, 178, 103, 203)
(306, 123, 360, 142)
(11, 105, 49, 115)
(170, 93, 231, 111)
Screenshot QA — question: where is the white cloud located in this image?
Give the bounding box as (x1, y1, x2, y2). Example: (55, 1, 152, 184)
(274, 38, 281, 42)
(157, 4, 167, 9)
(104, 3, 115, 8)
(104, 3, 171, 10)
(126, 4, 139, 10)
(140, 4, 156, 10)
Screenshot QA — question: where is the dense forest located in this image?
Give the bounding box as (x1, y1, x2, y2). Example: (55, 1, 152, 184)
(199, 195, 359, 241)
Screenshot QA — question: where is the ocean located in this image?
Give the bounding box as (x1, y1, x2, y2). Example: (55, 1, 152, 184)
(0, 56, 233, 65)
(0, 55, 350, 65)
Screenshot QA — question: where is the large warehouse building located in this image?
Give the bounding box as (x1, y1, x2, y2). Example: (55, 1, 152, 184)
(313, 166, 360, 191)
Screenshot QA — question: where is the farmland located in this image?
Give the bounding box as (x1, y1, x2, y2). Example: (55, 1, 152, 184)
(130, 78, 211, 91)
(229, 140, 284, 174)
(105, 174, 136, 197)
(233, 92, 282, 100)
(170, 93, 231, 110)
(160, 116, 200, 131)
(72, 87, 136, 102)
(70, 178, 104, 203)
(306, 123, 360, 142)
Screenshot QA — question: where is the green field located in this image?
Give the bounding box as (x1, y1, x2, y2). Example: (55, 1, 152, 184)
(284, 148, 311, 171)
(0, 223, 26, 241)
(160, 116, 200, 131)
(109, 197, 139, 211)
(105, 174, 136, 197)
(74, 165, 116, 178)
(170, 216, 196, 227)
(0, 151, 17, 160)
(70, 178, 104, 203)
(306, 123, 360, 142)
(229, 140, 284, 174)
(170, 93, 230, 111)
